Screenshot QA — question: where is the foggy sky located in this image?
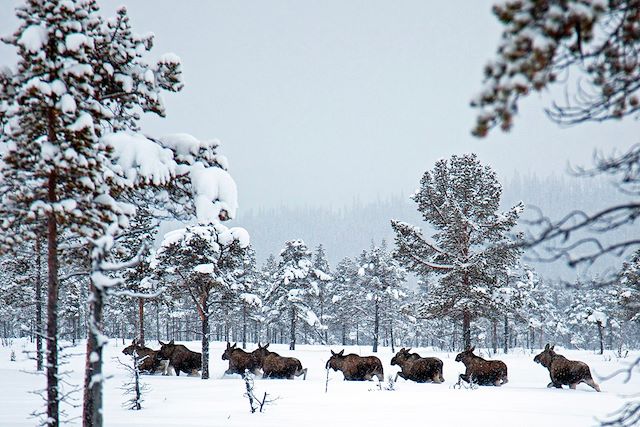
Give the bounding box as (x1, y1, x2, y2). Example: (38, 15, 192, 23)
(1, 0, 636, 215)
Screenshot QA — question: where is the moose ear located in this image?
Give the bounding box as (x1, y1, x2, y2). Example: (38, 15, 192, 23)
(406, 348, 412, 353)
(469, 346, 475, 352)
(226, 342, 231, 348)
(159, 340, 165, 346)
(339, 349, 344, 356)
(550, 345, 555, 351)
(331, 350, 336, 356)
(265, 343, 269, 349)
(544, 343, 550, 350)
(232, 342, 237, 348)
(257, 342, 261, 348)
(169, 340, 174, 345)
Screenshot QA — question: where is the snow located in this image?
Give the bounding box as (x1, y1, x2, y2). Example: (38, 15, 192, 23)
(103, 132, 176, 186)
(18, 24, 47, 53)
(159, 52, 181, 64)
(59, 94, 77, 115)
(190, 164, 238, 222)
(67, 112, 94, 133)
(0, 339, 637, 426)
(65, 33, 89, 52)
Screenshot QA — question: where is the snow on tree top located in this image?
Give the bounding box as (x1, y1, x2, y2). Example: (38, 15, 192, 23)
(158, 53, 181, 65)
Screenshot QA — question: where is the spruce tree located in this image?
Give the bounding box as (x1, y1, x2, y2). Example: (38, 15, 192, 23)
(265, 240, 323, 350)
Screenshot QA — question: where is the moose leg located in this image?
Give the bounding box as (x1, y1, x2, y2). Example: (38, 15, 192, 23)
(459, 373, 470, 384)
(296, 367, 308, 380)
(569, 383, 577, 390)
(583, 378, 601, 392)
(395, 372, 406, 382)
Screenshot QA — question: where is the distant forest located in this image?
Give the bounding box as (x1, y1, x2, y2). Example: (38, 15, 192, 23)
(236, 172, 636, 280)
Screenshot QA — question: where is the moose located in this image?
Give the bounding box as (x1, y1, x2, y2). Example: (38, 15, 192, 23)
(122, 339, 166, 374)
(222, 342, 261, 376)
(455, 346, 508, 386)
(252, 343, 307, 380)
(534, 344, 601, 392)
(325, 349, 384, 381)
(391, 347, 444, 383)
(157, 340, 202, 376)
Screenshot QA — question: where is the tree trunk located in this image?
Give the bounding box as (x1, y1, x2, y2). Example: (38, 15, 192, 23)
(492, 319, 498, 354)
(201, 301, 210, 380)
(35, 236, 43, 371)
(373, 299, 379, 353)
(389, 321, 395, 353)
(46, 173, 60, 427)
(341, 323, 346, 346)
(597, 320, 604, 355)
(462, 309, 471, 350)
(503, 314, 509, 354)
(83, 279, 104, 427)
(138, 298, 144, 346)
(289, 307, 296, 351)
(242, 304, 247, 350)
(155, 300, 160, 341)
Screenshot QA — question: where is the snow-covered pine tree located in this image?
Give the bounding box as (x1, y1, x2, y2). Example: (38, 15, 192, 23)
(619, 249, 640, 324)
(0, 1, 183, 425)
(356, 242, 406, 352)
(392, 153, 523, 350)
(259, 254, 279, 343)
(312, 244, 333, 344)
(154, 224, 249, 379)
(330, 257, 364, 345)
(265, 240, 322, 350)
(231, 246, 261, 349)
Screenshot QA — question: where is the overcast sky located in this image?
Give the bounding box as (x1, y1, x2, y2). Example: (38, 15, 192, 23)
(1, 0, 636, 214)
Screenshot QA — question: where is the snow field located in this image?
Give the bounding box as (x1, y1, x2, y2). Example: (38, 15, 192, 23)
(0, 339, 637, 426)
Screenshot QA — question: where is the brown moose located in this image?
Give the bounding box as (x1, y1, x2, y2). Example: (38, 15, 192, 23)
(157, 340, 202, 376)
(122, 339, 166, 374)
(252, 343, 307, 380)
(222, 342, 261, 376)
(534, 344, 601, 392)
(455, 346, 508, 386)
(325, 349, 384, 381)
(391, 347, 444, 383)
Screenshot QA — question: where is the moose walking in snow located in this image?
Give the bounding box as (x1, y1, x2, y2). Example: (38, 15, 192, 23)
(391, 347, 444, 383)
(157, 340, 202, 376)
(455, 346, 508, 386)
(222, 342, 261, 376)
(122, 339, 167, 374)
(325, 349, 384, 381)
(534, 344, 601, 392)
(252, 343, 307, 380)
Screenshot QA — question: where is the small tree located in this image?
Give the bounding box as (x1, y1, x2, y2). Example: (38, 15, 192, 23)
(265, 240, 324, 350)
(155, 224, 249, 379)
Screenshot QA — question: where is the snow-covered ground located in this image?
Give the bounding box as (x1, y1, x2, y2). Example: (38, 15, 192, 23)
(1, 339, 637, 426)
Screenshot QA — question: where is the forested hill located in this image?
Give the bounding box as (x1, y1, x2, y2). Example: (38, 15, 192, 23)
(236, 172, 635, 279)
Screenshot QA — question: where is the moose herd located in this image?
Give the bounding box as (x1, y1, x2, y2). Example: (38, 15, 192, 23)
(121, 340, 601, 392)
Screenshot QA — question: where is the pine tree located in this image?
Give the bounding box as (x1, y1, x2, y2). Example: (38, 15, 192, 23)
(330, 257, 365, 345)
(311, 245, 332, 344)
(0, 2, 183, 425)
(392, 153, 523, 350)
(619, 249, 640, 324)
(154, 224, 249, 379)
(265, 240, 322, 350)
(356, 242, 406, 352)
